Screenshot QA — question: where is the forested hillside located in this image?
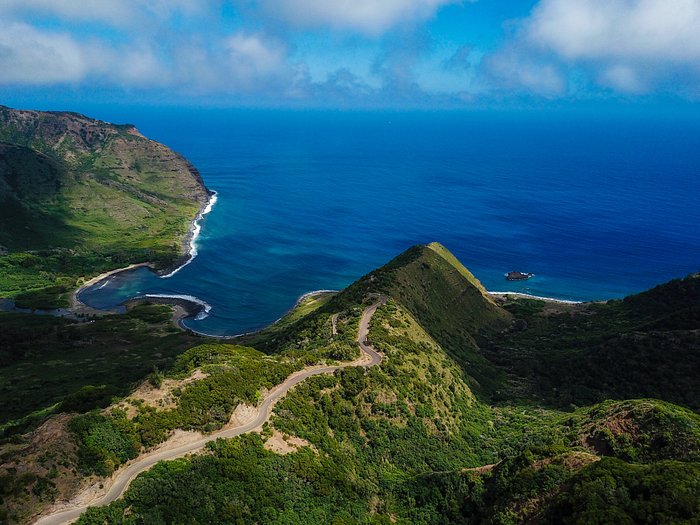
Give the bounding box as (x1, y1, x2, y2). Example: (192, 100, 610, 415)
(3, 243, 691, 525)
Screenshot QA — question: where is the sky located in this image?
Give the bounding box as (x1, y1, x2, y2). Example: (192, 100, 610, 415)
(1, 0, 700, 109)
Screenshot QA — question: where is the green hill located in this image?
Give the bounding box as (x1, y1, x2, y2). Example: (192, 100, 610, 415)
(354, 242, 511, 393)
(576, 399, 700, 463)
(0, 105, 210, 308)
(247, 242, 700, 410)
(304, 242, 510, 393)
(486, 273, 700, 410)
(69, 267, 700, 525)
(2, 241, 699, 524)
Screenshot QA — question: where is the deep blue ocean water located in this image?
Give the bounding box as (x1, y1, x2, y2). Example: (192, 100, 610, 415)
(78, 109, 700, 336)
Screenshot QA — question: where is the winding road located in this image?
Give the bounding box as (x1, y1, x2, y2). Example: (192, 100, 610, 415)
(35, 298, 386, 525)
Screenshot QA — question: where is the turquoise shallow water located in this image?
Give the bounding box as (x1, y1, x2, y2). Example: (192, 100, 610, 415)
(78, 109, 700, 336)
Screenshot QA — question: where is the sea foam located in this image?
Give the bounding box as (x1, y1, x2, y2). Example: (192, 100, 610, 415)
(161, 190, 218, 279)
(141, 293, 213, 320)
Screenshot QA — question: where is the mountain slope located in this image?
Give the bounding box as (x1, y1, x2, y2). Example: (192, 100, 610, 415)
(0, 105, 210, 307)
(242, 242, 511, 394)
(70, 291, 700, 525)
(487, 273, 700, 410)
(327, 242, 511, 393)
(2, 243, 699, 524)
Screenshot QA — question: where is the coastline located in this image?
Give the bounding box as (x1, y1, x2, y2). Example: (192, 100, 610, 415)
(65, 185, 590, 336)
(124, 295, 211, 330)
(176, 289, 339, 340)
(293, 289, 338, 309)
(71, 190, 218, 314)
(488, 291, 582, 304)
(70, 263, 155, 314)
(160, 190, 218, 278)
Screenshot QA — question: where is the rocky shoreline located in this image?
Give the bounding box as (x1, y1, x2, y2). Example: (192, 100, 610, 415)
(159, 189, 218, 278)
(70, 188, 217, 313)
(124, 296, 208, 329)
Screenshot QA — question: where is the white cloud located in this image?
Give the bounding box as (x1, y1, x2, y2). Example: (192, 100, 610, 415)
(598, 65, 647, 93)
(0, 21, 175, 88)
(226, 33, 287, 78)
(485, 0, 700, 96)
(0, 0, 134, 25)
(525, 0, 700, 63)
(251, 0, 462, 35)
(95, 46, 173, 87)
(485, 49, 566, 96)
(218, 33, 297, 91)
(0, 22, 87, 84)
(167, 32, 302, 95)
(0, 0, 463, 102)
(0, 15, 297, 95)
(0, 0, 206, 27)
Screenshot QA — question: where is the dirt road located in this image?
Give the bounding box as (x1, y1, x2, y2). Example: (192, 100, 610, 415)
(35, 298, 386, 525)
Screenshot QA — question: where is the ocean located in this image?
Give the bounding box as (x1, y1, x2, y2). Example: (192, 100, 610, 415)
(77, 108, 700, 336)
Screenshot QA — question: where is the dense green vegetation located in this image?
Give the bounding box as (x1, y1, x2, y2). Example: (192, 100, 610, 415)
(0, 305, 201, 432)
(0, 177, 698, 525)
(239, 292, 362, 363)
(0, 105, 209, 308)
(576, 399, 700, 463)
(485, 275, 700, 410)
(65, 294, 371, 479)
(74, 291, 700, 524)
(541, 458, 700, 524)
(69, 344, 299, 475)
(78, 434, 380, 525)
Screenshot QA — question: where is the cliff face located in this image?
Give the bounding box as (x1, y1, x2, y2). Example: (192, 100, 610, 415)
(0, 105, 209, 206)
(0, 105, 210, 307)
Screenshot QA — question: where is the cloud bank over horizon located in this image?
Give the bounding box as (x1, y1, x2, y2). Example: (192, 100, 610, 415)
(0, 0, 699, 107)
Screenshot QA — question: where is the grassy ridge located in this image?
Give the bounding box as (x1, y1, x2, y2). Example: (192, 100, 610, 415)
(323, 243, 511, 394)
(245, 242, 511, 393)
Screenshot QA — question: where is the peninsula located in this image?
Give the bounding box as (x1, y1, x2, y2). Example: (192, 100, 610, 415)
(0, 105, 212, 310)
(0, 107, 698, 525)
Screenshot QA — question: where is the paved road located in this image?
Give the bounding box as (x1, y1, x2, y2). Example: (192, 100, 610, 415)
(35, 298, 385, 525)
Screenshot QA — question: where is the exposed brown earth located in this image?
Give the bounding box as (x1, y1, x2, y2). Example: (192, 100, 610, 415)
(263, 429, 316, 455)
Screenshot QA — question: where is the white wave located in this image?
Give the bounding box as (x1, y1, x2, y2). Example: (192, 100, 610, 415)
(96, 278, 111, 290)
(293, 289, 338, 307)
(489, 291, 581, 304)
(161, 190, 218, 279)
(142, 293, 213, 320)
